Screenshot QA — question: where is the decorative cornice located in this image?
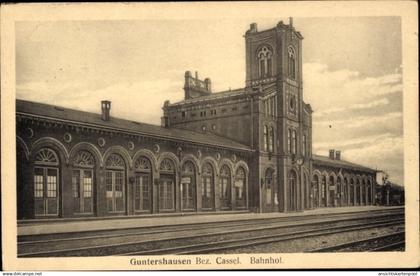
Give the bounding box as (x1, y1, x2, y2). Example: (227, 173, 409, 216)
(16, 112, 254, 154)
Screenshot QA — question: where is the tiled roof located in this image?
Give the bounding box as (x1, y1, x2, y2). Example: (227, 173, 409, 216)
(16, 99, 252, 152)
(168, 88, 246, 106)
(312, 154, 376, 173)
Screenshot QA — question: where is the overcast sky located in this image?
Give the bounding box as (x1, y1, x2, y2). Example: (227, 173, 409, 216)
(16, 17, 403, 185)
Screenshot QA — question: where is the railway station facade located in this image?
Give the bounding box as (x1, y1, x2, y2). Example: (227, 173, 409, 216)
(16, 19, 377, 220)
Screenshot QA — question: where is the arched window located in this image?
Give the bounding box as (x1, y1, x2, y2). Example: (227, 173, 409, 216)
(288, 129, 292, 153)
(235, 167, 246, 208)
(302, 135, 307, 157)
(367, 180, 372, 205)
(292, 130, 297, 154)
(220, 165, 231, 209)
(257, 46, 273, 78)
(264, 168, 274, 206)
(321, 175, 327, 207)
(33, 148, 59, 216)
(134, 156, 152, 212)
(288, 170, 297, 211)
(159, 158, 175, 211)
(288, 46, 296, 79)
(263, 125, 268, 151)
(268, 126, 274, 153)
(72, 150, 95, 214)
(202, 162, 215, 209)
(312, 174, 319, 208)
(105, 154, 126, 213)
(181, 161, 196, 211)
(356, 179, 361, 205)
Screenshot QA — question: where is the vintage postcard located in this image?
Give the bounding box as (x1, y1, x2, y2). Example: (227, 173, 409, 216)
(1, 2, 418, 271)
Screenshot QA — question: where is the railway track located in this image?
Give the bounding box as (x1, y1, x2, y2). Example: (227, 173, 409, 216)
(308, 231, 405, 252)
(19, 208, 403, 243)
(18, 209, 404, 257)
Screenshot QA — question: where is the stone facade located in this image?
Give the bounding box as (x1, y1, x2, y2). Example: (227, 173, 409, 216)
(16, 19, 377, 220)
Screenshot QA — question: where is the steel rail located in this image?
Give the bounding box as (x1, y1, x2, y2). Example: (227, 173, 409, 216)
(18, 209, 404, 245)
(119, 219, 404, 255)
(18, 215, 403, 257)
(307, 231, 405, 252)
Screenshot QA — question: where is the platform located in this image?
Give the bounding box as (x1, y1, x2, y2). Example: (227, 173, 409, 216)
(17, 205, 403, 236)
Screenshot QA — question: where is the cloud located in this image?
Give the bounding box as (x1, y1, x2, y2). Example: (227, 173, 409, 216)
(314, 98, 390, 118)
(17, 78, 184, 125)
(306, 63, 404, 186)
(303, 63, 402, 113)
(313, 132, 394, 150)
(314, 112, 402, 128)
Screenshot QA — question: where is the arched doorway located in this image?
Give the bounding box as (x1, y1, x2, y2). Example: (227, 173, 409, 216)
(72, 150, 95, 215)
(33, 148, 60, 216)
(158, 158, 176, 212)
(288, 170, 298, 211)
(235, 167, 247, 208)
(263, 168, 274, 212)
(367, 180, 372, 205)
(321, 175, 327, 207)
(17, 140, 29, 219)
(343, 178, 349, 206)
(312, 174, 319, 208)
(356, 179, 361, 205)
(201, 162, 215, 210)
(181, 161, 196, 211)
(105, 153, 126, 213)
(361, 180, 366, 205)
(303, 173, 308, 209)
(133, 156, 152, 213)
(328, 175, 335, 207)
(337, 177, 342, 206)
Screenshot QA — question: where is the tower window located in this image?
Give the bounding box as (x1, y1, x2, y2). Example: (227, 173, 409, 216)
(257, 46, 273, 78)
(263, 125, 268, 151)
(288, 46, 296, 79)
(268, 126, 274, 152)
(292, 129, 297, 154)
(181, 111, 186, 118)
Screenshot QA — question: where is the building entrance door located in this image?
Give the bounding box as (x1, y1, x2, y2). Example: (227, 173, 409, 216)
(262, 168, 274, 212)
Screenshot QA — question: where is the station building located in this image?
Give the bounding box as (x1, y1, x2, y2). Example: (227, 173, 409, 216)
(16, 19, 377, 220)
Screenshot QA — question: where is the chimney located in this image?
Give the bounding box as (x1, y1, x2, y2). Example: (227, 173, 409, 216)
(335, 150, 341, 160)
(250, 23, 258, 33)
(204, 78, 212, 92)
(185, 70, 192, 79)
(101, 100, 111, 121)
(195, 71, 198, 79)
(329, 149, 335, 160)
(289, 17, 293, 27)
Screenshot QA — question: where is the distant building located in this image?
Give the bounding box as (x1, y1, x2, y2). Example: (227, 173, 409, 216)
(16, 19, 377, 220)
